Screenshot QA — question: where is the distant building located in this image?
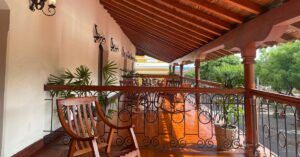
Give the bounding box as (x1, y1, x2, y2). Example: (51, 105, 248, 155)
(135, 55, 169, 74)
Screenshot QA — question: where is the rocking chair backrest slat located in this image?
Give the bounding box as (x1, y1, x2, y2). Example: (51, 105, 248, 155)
(57, 97, 100, 140)
(87, 103, 98, 132)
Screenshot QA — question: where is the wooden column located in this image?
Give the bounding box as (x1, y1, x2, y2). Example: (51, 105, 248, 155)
(195, 59, 201, 108)
(180, 64, 184, 83)
(242, 43, 257, 156)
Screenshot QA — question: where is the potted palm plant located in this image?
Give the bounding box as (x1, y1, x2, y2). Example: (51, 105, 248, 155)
(47, 65, 92, 98)
(214, 96, 244, 150)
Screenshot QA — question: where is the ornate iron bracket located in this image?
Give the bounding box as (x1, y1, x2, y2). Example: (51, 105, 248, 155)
(93, 24, 106, 44)
(110, 38, 119, 52)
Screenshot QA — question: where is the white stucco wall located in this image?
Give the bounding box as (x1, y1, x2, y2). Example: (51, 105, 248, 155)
(2, 0, 135, 156)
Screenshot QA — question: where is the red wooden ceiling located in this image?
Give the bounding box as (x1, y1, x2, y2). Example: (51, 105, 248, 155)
(100, 0, 275, 62)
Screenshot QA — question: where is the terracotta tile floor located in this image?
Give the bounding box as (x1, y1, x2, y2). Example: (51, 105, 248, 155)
(31, 139, 245, 157)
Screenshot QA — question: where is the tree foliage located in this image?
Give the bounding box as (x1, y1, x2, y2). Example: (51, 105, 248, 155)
(256, 41, 300, 95)
(185, 55, 244, 88)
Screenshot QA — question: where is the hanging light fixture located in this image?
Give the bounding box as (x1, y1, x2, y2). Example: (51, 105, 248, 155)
(29, 0, 57, 16)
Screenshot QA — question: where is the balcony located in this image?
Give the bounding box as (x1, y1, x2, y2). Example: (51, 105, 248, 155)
(35, 75, 298, 157)
(1, 0, 300, 157)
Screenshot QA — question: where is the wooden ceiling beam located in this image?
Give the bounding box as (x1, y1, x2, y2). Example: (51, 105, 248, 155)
(205, 55, 214, 61)
(187, 0, 244, 23)
(124, 29, 184, 56)
(195, 0, 300, 59)
(135, 46, 173, 62)
(105, 0, 213, 42)
(281, 33, 297, 41)
(206, 52, 220, 58)
(131, 40, 177, 61)
(101, 0, 209, 43)
(129, 35, 176, 61)
(108, 10, 202, 48)
(119, 24, 192, 52)
(212, 51, 226, 57)
(106, 10, 203, 47)
(219, 49, 235, 55)
(137, 0, 223, 36)
(160, 0, 232, 30)
(226, 0, 262, 15)
(136, 46, 173, 62)
(106, 9, 205, 47)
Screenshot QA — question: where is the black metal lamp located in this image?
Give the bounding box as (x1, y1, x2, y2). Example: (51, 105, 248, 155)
(29, 0, 56, 16)
(110, 38, 119, 52)
(93, 24, 106, 44)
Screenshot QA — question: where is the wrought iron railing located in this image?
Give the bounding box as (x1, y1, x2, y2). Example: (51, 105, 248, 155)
(251, 89, 300, 157)
(181, 77, 223, 88)
(123, 74, 222, 88)
(44, 85, 245, 151)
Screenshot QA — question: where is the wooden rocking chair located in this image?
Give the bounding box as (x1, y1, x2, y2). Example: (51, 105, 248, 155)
(57, 96, 141, 157)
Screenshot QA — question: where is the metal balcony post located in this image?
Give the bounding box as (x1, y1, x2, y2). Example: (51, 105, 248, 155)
(195, 59, 200, 108)
(180, 64, 184, 83)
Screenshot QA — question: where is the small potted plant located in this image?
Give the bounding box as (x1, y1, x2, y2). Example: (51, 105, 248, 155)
(121, 69, 139, 79)
(214, 96, 244, 150)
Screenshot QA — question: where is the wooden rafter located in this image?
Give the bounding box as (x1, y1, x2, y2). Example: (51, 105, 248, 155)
(105, 8, 203, 47)
(192, 0, 300, 60)
(98, 0, 279, 63)
(137, 0, 223, 36)
(186, 0, 244, 23)
(124, 31, 185, 58)
(120, 25, 192, 52)
(114, 0, 213, 41)
(226, 0, 262, 15)
(136, 46, 173, 62)
(108, 11, 202, 48)
(159, 0, 232, 30)
(114, 16, 198, 49)
(101, 0, 209, 43)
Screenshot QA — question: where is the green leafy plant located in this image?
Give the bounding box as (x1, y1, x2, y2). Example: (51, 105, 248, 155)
(103, 61, 118, 86)
(218, 96, 244, 129)
(47, 65, 92, 98)
(47, 63, 118, 119)
(120, 69, 139, 78)
(100, 61, 119, 118)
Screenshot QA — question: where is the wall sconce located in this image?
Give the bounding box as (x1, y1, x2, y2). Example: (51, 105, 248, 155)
(126, 52, 130, 59)
(29, 0, 56, 16)
(122, 47, 125, 57)
(110, 38, 119, 52)
(93, 24, 105, 44)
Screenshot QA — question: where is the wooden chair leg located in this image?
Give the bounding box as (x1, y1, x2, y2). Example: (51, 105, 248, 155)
(106, 128, 115, 154)
(129, 127, 141, 157)
(68, 139, 77, 157)
(90, 139, 101, 157)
